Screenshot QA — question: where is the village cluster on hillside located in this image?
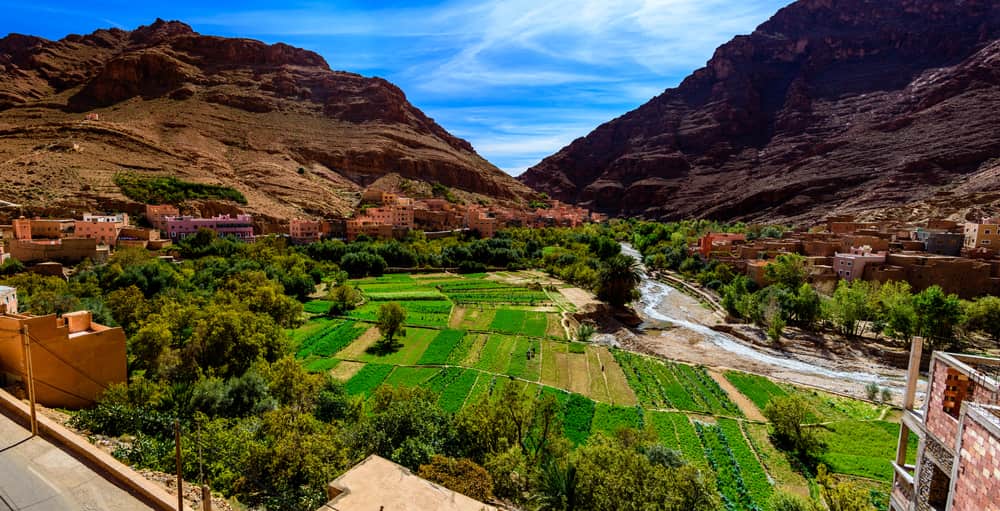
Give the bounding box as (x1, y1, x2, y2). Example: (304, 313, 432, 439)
(697, 215, 1000, 298)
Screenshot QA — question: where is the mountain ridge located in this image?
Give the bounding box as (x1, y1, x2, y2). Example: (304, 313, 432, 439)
(0, 19, 531, 225)
(519, 0, 1000, 224)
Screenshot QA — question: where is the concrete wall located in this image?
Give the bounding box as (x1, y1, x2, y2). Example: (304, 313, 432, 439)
(0, 313, 126, 409)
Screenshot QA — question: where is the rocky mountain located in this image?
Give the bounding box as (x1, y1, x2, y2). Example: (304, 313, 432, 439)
(0, 20, 531, 226)
(519, 0, 1000, 224)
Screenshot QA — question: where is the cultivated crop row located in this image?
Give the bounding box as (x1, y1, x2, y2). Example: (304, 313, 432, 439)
(295, 320, 368, 358)
(695, 421, 769, 511)
(417, 329, 467, 365)
(723, 371, 788, 412)
(344, 364, 394, 397)
(614, 351, 741, 416)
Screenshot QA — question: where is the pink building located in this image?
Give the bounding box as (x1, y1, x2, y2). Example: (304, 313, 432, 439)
(164, 214, 254, 241)
(145, 204, 180, 233)
(75, 213, 129, 246)
(290, 219, 323, 244)
(834, 245, 886, 281)
(0, 286, 16, 314)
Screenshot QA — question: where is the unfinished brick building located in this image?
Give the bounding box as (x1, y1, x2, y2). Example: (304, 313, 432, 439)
(892, 339, 1000, 511)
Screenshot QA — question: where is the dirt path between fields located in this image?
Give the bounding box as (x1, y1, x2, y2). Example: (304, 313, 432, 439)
(709, 369, 766, 421)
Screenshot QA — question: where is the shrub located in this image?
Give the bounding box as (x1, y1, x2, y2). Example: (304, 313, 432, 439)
(114, 172, 247, 204)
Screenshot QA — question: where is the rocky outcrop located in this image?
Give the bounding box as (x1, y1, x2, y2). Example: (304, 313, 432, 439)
(519, 0, 1000, 224)
(0, 19, 531, 222)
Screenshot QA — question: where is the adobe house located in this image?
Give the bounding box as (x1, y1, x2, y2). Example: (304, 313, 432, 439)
(0, 307, 126, 409)
(316, 455, 496, 511)
(892, 340, 1000, 511)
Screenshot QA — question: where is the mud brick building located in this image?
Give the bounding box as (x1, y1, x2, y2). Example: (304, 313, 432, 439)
(892, 340, 1000, 511)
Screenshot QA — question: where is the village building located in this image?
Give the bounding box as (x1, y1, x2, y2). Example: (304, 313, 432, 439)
(289, 219, 324, 244)
(163, 214, 255, 241)
(964, 218, 1000, 250)
(698, 232, 747, 257)
(891, 339, 1000, 511)
(834, 245, 886, 281)
(9, 216, 105, 264)
(0, 300, 126, 409)
(315, 455, 496, 511)
(75, 213, 129, 245)
(0, 245, 8, 264)
(0, 286, 16, 314)
(144, 204, 180, 233)
(116, 227, 171, 250)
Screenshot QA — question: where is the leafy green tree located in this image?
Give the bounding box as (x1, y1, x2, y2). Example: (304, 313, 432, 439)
(219, 271, 303, 328)
(875, 281, 916, 344)
(572, 434, 718, 511)
(349, 386, 457, 470)
(376, 302, 406, 351)
(326, 284, 361, 316)
(418, 456, 494, 502)
(339, 251, 387, 278)
(596, 254, 641, 308)
(188, 306, 288, 378)
(824, 280, 875, 338)
(816, 464, 875, 511)
(962, 295, 1000, 343)
(0, 257, 24, 276)
(771, 492, 820, 511)
(765, 253, 809, 290)
(913, 285, 962, 347)
(106, 285, 151, 335)
(763, 395, 825, 460)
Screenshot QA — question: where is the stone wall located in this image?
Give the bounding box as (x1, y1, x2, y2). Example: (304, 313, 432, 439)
(951, 410, 1000, 511)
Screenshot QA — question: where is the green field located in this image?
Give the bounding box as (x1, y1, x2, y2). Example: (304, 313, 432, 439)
(290, 271, 913, 510)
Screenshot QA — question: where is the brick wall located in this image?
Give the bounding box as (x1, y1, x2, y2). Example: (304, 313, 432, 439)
(926, 359, 962, 450)
(951, 415, 1000, 511)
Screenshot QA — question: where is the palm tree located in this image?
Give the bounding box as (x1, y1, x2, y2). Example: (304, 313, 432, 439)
(532, 460, 578, 511)
(597, 254, 641, 308)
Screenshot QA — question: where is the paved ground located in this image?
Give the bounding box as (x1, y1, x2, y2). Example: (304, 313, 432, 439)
(0, 411, 153, 511)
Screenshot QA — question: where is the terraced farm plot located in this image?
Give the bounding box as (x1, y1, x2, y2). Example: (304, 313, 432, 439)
(595, 347, 638, 406)
(590, 403, 641, 436)
(648, 412, 706, 465)
(347, 300, 453, 328)
(439, 281, 549, 305)
(437, 369, 479, 412)
(506, 337, 541, 381)
(817, 420, 917, 481)
(724, 371, 789, 412)
(344, 364, 393, 397)
(295, 320, 368, 359)
(562, 393, 596, 446)
(473, 335, 518, 373)
(383, 367, 441, 388)
(303, 300, 332, 315)
(330, 327, 380, 360)
(545, 314, 566, 338)
(696, 420, 772, 511)
(304, 358, 340, 373)
(417, 329, 466, 365)
(615, 351, 742, 416)
(489, 309, 552, 337)
(585, 348, 610, 402)
(354, 328, 438, 365)
(452, 307, 496, 330)
(329, 360, 366, 381)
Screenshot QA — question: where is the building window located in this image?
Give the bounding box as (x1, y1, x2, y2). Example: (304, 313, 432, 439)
(984, 240, 991, 245)
(943, 368, 972, 419)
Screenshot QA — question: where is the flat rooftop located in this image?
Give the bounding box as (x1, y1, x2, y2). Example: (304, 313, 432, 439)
(317, 455, 496, 511)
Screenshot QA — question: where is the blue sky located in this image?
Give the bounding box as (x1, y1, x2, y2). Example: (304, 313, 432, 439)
(2, 0, 791, 175)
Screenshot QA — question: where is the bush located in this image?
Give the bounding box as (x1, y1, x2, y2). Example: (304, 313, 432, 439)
(418, 456, 493, 502)
(114, 172, 247, 204)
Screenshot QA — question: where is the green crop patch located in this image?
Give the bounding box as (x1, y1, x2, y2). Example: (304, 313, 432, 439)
(648, 412, 706, 465)
(347, 300, 453, 327)
(506, 337, 541, 381)
(590, 403, 641, 436)
(383, 367, 441, 388)
(418, 329, 466, 365)
(724, 371, 788, 412)
(304, 358, 340, 373)
(473, 335, 517, 373)
(344, 364, 393, 397)
(438, 369, 479, 413)
(563, 393, 596, 446)
(696, 420, 771, 511)
(818, 420, 917, 481)
(303, 300, 333, 315)
(614, 351, 741, 416)
(357, 328, 437, 365)
(296, 320, 367, 359)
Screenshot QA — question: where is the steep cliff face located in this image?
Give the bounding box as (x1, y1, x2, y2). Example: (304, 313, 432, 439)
(519, 0, 1000, 224)
(0, 20, 530, 222)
